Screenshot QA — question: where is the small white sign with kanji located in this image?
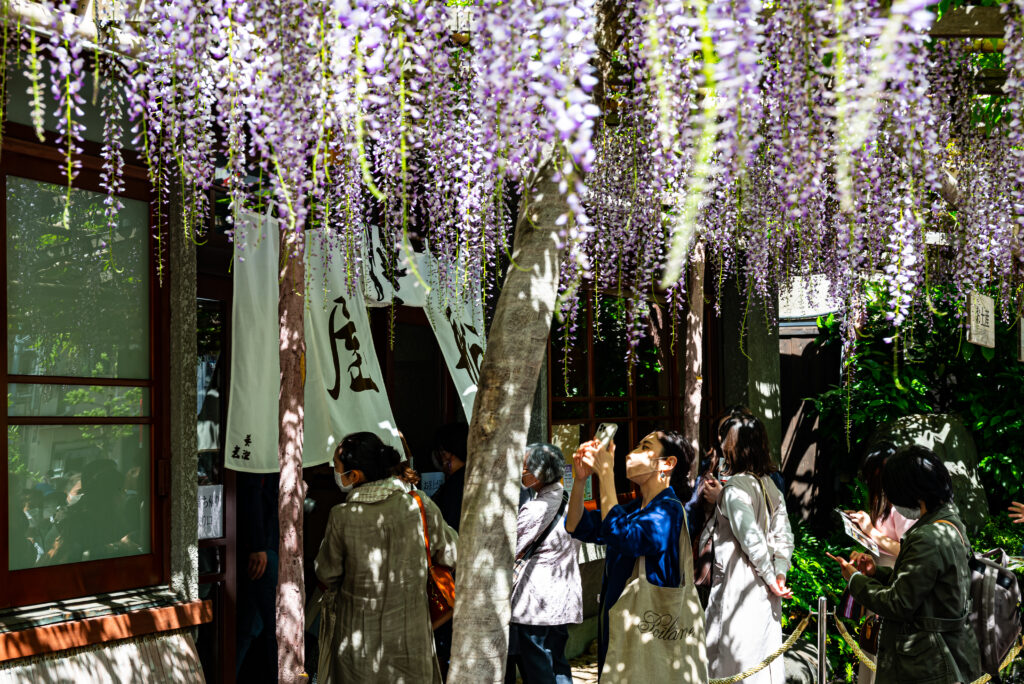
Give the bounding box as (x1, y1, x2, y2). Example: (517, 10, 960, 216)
(198, 484, 224, 540)
(967, 292, 995, 349)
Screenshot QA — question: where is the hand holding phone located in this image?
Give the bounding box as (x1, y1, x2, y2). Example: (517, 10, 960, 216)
(591, 423, 617, 477)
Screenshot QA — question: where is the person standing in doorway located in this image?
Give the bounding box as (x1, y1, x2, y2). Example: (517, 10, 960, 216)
(430, 422, 469, 680)
(236, 471, 279, 679)
(432, 422, 469, 532)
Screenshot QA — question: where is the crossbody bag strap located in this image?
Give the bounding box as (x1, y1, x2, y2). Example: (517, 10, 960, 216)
(518, 491, 569, 563)
(755, 474, 776, 523)
(410, 491, 434, 571)
(934, 519, 967, 549)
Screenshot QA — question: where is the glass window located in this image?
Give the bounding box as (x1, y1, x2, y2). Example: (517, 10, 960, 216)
(5, 171, 156, 589)
(7, 176, 150, 379)
(8, 383, 150, 417)
(8, 424, 151, 570)
(548, 292, 682, 501)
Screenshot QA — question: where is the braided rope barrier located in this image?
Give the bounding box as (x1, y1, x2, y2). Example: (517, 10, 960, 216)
(832, 615, 876, 672)
(833, 615, 1024, 684)
(969, 639, 1024, 684)
(708, 613, 812, 684)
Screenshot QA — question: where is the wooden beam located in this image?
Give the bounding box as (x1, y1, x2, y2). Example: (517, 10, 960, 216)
(977, 67, 1007, 95)
(930, 6, 1005, 38)
(0, 600, 212, 662)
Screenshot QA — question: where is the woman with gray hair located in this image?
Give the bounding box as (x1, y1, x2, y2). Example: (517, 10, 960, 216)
(506, 443, 582, 684)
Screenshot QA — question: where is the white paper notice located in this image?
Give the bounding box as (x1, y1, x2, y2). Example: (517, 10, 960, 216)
(198, 484, 224, 540)
(967, 292, 995, 349)
(420, 472, 445, 497)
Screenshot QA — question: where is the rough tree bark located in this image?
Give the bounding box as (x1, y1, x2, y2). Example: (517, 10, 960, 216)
(277, 230, 306, 682)
(684, 240, 706, 481)
(447, 158, 568, 684)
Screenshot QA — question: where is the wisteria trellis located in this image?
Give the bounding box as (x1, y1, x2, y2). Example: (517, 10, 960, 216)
(3, 0, 1024, 364)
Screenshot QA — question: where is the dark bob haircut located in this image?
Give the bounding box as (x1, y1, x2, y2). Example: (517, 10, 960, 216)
(881, 445, 953, 512)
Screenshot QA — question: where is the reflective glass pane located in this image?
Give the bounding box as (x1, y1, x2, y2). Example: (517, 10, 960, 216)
(637, 400, 670, 417)
(552, 402, 586, 420)
(551, 315, 589, 398)
(595, 401, 630, 419)
(634, 303, 672, 396)
(8, 383, 149, 417)
(8, 424, 150, 570)
(7, 176, 150, 378)
(593, 297, 630, 398)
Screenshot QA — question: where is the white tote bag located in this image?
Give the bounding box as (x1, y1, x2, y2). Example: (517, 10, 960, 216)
(601, 524, 709, 683)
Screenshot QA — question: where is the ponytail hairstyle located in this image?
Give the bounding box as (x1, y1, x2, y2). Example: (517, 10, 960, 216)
(656, 429, 697, 501)
(337, 432, 420, 486)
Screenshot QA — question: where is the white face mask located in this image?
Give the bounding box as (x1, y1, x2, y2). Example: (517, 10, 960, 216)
(894, 504, 922, 520)
(335, 470, 355, 494)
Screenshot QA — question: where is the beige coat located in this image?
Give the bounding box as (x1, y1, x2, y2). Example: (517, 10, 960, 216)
(315, 481, 458, 684)
(705, 473, 794, 684)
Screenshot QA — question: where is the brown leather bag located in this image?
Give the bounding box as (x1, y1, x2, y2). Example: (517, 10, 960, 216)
(411, 491, 456, 629)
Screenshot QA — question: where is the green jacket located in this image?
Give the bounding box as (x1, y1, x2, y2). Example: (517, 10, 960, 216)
(849, 504, 982, 684)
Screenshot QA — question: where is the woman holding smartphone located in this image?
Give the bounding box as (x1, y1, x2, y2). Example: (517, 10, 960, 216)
(565, 428, 706, 681)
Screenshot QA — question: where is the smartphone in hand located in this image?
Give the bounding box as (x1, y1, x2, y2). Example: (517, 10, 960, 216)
(595, 423, 618, 450)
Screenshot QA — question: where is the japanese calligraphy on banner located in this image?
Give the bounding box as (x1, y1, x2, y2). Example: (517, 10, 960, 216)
(967, 291, 995, 349)
(425, 263, 486, 421)
(225, 211, 281, 473)
(305, 232, 403, 466)
(362, 224, 429, 308)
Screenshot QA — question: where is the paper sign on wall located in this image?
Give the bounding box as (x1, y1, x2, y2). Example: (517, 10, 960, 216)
(198, 484, 224, 540)
(420, 472, 445, 497)
(967, 292, 995, 349)
(551, 423, 592, 501)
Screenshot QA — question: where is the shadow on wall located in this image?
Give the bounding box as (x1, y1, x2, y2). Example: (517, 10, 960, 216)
(0, 630, 205, 683)
(874, 413, 990, 533)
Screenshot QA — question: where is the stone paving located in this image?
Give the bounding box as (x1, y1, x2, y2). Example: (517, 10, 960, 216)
(567, 640, 600, 684)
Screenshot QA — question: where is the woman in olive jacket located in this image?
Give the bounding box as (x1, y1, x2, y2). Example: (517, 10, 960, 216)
(831, 446, 982, 684)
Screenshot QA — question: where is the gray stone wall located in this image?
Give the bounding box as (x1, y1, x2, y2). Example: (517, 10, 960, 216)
(720, 278, 783, 463)
(169, 196, 199, 601)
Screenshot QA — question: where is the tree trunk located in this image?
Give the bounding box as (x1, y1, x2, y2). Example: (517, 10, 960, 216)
(447, 159, 568, 684)
(684, 240, 705, 480)
(277, 230, 306, 682)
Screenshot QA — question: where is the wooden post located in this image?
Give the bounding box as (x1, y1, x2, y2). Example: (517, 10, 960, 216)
(277, 229, 306, 682)
(447, 159, 567, 684)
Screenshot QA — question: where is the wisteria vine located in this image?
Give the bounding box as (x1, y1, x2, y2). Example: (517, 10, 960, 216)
(0, 0, 1022, 370)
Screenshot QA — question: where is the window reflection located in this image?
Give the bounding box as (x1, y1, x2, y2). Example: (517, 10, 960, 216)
(8, 425, 150, 570)
(6, 176, 149, 379)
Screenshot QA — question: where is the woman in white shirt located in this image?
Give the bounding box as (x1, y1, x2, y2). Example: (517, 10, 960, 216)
(507, 443, 582, 684)
(705, 412, 794, 684)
